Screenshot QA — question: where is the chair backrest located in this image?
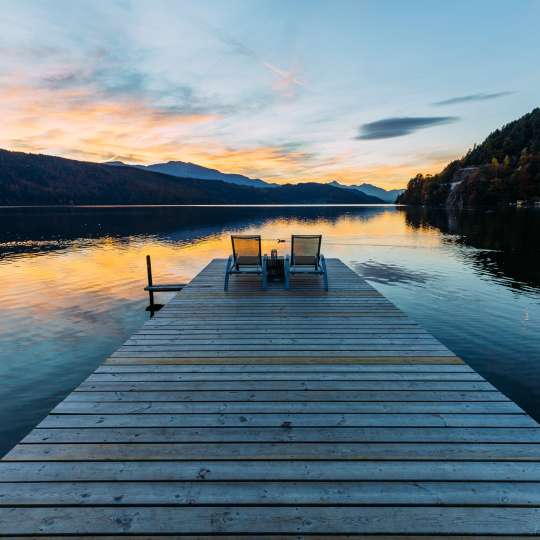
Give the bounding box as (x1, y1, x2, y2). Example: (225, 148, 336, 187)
(231, 235, 262, 267)
(291, 235, 321, 267)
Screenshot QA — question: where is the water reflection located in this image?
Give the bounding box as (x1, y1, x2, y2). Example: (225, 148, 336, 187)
(355, 260, 435, 285)
(0, 206, 386, 247)
(402, 206, 540, 290)
(0, 205, 539, 455)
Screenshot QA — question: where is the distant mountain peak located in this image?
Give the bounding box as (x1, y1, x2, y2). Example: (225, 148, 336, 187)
(329, 180, 404, 203)
(104, 160, 128, 166)
(123, 160, 275, 189)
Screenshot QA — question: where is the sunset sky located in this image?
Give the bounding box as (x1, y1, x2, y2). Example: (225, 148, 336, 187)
(1, 0, 539, 189)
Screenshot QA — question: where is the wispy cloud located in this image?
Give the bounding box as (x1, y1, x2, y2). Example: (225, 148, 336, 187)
(356, 116, 459, 140)
(196, 19, 305, 95)
(36, 53, 231, 117)
(433, 91, 514, 106)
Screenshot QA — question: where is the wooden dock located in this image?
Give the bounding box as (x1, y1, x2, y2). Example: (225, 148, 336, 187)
(1, 258, 540, 537)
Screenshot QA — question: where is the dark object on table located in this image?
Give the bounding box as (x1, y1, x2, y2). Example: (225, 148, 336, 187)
(267, 253, 285, 282)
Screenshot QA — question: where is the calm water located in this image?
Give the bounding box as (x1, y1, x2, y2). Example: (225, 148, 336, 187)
(1, 205, 539, 455)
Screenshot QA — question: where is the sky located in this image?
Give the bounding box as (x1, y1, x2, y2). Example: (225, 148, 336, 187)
(0, 0, 539, 189)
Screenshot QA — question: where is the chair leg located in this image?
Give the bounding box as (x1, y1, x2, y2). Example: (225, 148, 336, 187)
(320, 255, 328, 291)
(284, 255, 290, 290)
(224, 255, 232, 291)
(262, 255, 268, 290)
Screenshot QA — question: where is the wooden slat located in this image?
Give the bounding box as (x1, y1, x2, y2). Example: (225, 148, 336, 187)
(133, 328, 435, 334)
(123, 338, 446, 346)
(87, 371, 484, 380)
(62, 390, 507, 401)
(3, 460, 540, 482)
(2, 481, 540, 506)
(1, 507, 539, 535)
(52, 400, 524, 414)
(111, 350, 456, 357)
(76, 381, 494, 391)
(144, 284, 185, 292)
(106, 356, 465, 364)
(38, 412, 536, 428)
(143, 320, 420, 326)
(95, 363, 474, 372)
(6, 442, 540, 461)
(22, 426, 540, 443)
(4, 536, 536, 540)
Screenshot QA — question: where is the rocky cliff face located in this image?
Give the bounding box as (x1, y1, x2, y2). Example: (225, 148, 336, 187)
(445, 167, 481, 208)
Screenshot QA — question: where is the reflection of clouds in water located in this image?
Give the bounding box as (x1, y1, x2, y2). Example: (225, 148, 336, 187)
(354, 260, 435, 285)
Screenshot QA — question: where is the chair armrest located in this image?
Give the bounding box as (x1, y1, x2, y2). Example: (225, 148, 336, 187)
(261, 254, 268, 290)
(224, 255, 233, 291)
(320, 254, 328, 291)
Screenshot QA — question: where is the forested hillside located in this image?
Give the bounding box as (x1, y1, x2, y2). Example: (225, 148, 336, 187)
(398, 108, 540, 207)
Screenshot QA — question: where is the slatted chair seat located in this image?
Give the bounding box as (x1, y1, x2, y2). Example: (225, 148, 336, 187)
(292, 255, 318, 267)
(224, 235, 268, 291)
(285, 234, 328, 290)
(235, 256, 261, 268)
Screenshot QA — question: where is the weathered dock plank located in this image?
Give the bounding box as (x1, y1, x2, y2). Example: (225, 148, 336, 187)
(7, 442, 540, 461)
(3, 460, 540, 481)
(2, 480, 540, 506)
(1, 257, 539, 538)
(23, 426, 540, 443)
(1, 506, 540, 535)
(38, 412, 537, 427)
(51, 399, 525, 414)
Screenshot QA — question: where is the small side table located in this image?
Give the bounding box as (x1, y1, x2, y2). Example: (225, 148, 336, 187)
(266, 255, 285, 282)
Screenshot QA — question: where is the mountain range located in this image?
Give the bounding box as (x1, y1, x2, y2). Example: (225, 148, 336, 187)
(0, 149, 384, 205)
(108, 159, 402, 202)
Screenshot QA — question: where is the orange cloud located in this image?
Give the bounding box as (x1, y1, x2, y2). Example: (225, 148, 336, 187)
(307, 159, 452, 190)
(177, 150, 449, 190)
(0, 81, 218, 163)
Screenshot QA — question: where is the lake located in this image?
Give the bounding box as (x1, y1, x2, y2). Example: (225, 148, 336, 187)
(0, 205, 539, 456)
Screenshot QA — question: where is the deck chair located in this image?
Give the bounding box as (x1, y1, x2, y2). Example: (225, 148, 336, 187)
(224, 235, 268, 291)
(285, 234, 328, 290)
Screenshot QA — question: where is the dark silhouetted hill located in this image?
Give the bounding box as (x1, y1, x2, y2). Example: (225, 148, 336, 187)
(0, 149, 383, 205)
